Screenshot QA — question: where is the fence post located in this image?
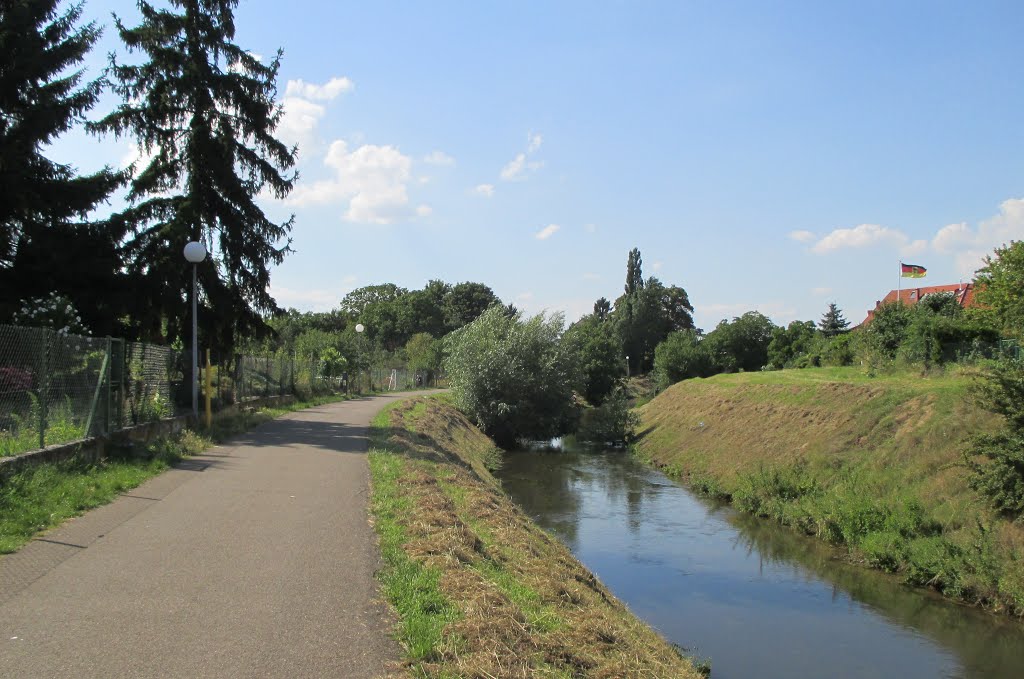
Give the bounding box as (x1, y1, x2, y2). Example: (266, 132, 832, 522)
(105, 337, 113, 434)
(38, 329, 48, 449)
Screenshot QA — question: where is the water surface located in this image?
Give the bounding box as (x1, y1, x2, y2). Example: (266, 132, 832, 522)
(496, 447, 1024, 679)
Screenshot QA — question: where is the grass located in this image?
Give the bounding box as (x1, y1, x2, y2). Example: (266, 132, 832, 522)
(1, 399, 88, 458)
(0, 430, 207, 553)
(635, 365, 1024, 616)
(0, 391, 354, 556)
(368, 396, 702, 677)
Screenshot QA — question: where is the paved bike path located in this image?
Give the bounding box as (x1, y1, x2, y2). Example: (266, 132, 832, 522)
(0, 394, 415, 678)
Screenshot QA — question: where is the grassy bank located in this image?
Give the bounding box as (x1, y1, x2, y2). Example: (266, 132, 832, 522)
(0, 393, 352, 555)
(369, 395, 702, 677)
(635, 366, 1024, 616)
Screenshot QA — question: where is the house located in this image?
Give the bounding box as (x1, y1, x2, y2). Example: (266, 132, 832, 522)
(861, 283, 977, 326)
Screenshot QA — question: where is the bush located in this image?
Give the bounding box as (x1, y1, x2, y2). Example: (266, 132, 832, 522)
(576, 388, 639, 444)
(653, 329, 714, 389)
(966, 432, 1024, 518)
(966, 358, 1024, 518)
(443, 307, 577, 448)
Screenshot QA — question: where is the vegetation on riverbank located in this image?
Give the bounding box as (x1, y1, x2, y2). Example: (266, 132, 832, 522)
(368, 395, 702, 677)
(635, 366, 1024, 616)
(0, 393, 352, 555)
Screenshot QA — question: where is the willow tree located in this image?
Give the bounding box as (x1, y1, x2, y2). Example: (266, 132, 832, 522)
(0, 1, 125, 331)
(96, 0, 296, 347)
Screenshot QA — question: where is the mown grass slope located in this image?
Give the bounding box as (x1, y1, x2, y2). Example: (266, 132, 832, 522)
(369, 395, 701, 678)
(636, 366, 1024, 616)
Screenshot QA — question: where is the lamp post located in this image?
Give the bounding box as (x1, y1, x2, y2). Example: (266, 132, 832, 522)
(183, 241, 207, 417)
(626, 354, 630, 378)
(355, 323, 365, 393)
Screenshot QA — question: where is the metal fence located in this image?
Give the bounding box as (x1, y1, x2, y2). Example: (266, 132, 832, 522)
(947, 338, 1021, 363)
(0, 323, 438, 458)
(0, 325, 350, 458)
(0, 325, 125, 456)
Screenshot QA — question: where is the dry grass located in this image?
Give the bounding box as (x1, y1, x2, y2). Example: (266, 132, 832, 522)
(371, 396, 701, 678)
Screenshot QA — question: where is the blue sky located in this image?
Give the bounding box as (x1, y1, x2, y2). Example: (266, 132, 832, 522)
(58, 0, 1024, 330)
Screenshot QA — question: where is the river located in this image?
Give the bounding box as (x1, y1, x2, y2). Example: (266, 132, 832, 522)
(495, 445, 1024, 679)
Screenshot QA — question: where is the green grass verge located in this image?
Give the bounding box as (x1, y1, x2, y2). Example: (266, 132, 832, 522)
(0, 430, 207, 554)
(0, 392, 353, 556)
(369, 406, 461, 668)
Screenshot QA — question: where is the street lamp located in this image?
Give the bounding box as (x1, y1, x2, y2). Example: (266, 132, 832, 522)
(355, 323, 365, 393)
(183, 241, 207, 417)
(626, 354, 630, 378)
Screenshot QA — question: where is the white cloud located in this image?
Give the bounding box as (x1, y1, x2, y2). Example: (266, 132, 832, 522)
(499, 130, 544, 182)
(278, 97, 326, 149)
(584, 223, 597, 233)
(269, 286, 344, 312)
(582, 272, 600, 280)
(535, 224, 560, 240)
(903, 239, 929, 255)
(285, 77, 354, 101)
(474, 183, 495, 197)
(931, 198, 1024, 277)
(789, 230, 816, 243)
(416, 204, 433, 217)
(527, 132, 543, 153)
(811, 287, 833, 296)
(698, 301, 799, 326)
(811, 223, 909, 254)
(651, 260, 664, 272)
(423, 150, 455, 166)
(500, 153, 527, 181)
(277, 76, 354, 150)
(289, 140, 426, 224)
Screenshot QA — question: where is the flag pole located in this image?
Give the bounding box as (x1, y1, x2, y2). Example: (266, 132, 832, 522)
(897, 260, 901, 303)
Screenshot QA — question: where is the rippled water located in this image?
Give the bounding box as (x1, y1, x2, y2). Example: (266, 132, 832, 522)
(495, 447, 1024, 679)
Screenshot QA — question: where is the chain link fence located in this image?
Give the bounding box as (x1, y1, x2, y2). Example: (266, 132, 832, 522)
(1, 325, 119, 456)
(123, 341, 189, 427)
(1, 324, 435, 458)
(0, 327, 348, 458)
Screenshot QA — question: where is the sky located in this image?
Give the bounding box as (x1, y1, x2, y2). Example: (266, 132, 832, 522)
(55, 0, 1024, 330)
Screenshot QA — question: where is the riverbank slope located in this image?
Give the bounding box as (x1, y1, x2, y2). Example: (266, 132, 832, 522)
(369, 395, 702, 677)
(636, 366, 1024, 615)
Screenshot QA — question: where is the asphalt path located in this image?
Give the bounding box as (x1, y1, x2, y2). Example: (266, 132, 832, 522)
(0, 393, 419, 678)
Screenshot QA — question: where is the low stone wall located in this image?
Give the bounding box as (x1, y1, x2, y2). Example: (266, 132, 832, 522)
(0, 392, 301, 476)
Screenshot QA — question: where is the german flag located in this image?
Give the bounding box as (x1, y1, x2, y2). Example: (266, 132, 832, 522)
(901, 263, 927, 278)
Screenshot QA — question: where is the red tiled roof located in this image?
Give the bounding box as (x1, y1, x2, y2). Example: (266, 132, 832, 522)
(862, 283, 977, 325)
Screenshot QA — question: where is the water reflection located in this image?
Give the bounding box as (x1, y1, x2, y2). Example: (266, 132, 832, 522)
(497, 446, 1024, 679)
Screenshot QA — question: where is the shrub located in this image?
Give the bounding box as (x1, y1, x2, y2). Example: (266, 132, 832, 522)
(443, 307, 577, 448)
(966, 432, 1024, 518)
(653, 329, 714, 389)
(576, 388, 639, 444)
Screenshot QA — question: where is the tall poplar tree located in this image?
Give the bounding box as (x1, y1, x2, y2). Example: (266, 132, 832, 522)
(96, 0, 296, 347)
(0, 1, 125, 330)
(624, 247, 644, 296)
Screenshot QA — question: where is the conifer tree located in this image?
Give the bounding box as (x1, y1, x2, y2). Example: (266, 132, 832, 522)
(0, 1, 124, 328)
(819, 302, 850, 337)
(96, 0, 296, 347)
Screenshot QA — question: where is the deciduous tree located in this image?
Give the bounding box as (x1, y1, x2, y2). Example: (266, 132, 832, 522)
(975, 240, 1024, 338)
